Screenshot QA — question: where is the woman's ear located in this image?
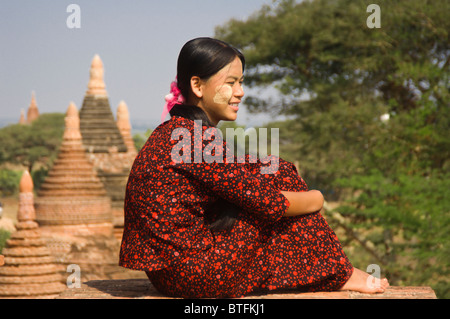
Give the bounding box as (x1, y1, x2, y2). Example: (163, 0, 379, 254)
(190, 76, 203, 99)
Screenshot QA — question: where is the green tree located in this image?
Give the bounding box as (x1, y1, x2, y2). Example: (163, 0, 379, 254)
(133, 129, 153, 152)
(0, 229, 11, 254)
(217, 0, 449, 183)
(0, 169, 21, 196)
(216, 0, 449, 297)
(0, 113, 64, 173)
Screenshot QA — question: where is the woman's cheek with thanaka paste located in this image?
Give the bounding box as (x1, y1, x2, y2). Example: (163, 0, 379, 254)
(213, 85, 233, 104)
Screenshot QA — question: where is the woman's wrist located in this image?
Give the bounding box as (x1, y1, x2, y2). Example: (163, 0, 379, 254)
(281, 190, 324, 216)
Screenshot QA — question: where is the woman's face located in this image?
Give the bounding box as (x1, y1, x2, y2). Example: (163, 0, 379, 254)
(196, 57, 244, 125)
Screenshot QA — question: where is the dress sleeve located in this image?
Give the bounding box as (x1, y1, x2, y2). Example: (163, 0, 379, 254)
(252, 155, 309, 192)
(166, 127, 290, 223)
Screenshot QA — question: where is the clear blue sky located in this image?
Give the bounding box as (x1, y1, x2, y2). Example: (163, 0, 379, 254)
(0, 0, 277, 130)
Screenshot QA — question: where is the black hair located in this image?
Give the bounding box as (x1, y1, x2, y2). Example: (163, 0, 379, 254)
(175, 37, 245, 103)
(169, 104, 214, 127)
(170, 37, 245, 232)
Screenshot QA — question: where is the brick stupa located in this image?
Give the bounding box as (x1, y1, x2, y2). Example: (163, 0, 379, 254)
(0, 171, 66, 299)
(26, 91, 40, 124)
(79, 55, 133, 240)
(34, 103, 125, 281)
(116, 100, 137, 158)
(18, 109, 26, 125)
(80, 55, 127, 154)
(35, 103, 114, 258)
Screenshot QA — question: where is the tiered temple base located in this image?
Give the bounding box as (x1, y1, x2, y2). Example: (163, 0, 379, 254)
(57, 279, 437, 299)
(0, 172, 66, 298)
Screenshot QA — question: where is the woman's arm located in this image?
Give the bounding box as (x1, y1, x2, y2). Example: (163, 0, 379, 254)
(281, 190, 324, 216)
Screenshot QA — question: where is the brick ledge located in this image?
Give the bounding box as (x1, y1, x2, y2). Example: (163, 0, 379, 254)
(57, 279, 437, 299)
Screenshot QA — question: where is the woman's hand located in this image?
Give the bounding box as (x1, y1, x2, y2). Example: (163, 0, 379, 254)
(281, 190, 324, 216)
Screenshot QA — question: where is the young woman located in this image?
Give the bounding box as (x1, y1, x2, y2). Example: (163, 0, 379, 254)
(119, 37, 389, 298)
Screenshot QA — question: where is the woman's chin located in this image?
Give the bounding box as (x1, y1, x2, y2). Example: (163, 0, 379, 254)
(227, 113, 238, 122)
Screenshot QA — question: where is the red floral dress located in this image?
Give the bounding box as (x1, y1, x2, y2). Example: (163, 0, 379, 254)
(119, 115, 353, 298)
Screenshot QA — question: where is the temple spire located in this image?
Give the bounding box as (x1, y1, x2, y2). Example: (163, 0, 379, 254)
(26, 91, 39, 124)
(63, 102, 82, 141)
(117, 100, 137, 156)
(19, 109, 26, 125)
(86, 54, 107, 96)
(116, 100, 131, 132)
(18, 170, 35, 223)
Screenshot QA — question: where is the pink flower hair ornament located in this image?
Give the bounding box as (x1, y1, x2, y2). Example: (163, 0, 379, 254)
(161, 78, 185, 123)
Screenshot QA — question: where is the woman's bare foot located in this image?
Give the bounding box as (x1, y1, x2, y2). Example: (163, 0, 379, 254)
(340, 267, 390, 294)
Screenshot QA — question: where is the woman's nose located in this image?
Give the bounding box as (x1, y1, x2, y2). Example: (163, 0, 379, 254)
(234, 83, 244, 98)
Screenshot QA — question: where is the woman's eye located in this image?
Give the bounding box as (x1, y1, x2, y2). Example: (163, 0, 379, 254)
(225, 79, 243, 86)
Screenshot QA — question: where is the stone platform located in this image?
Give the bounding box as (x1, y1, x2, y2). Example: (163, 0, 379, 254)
(57, 279, 437, 299)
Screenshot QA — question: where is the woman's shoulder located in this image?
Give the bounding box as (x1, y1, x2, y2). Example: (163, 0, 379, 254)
(138, 116, 208, 154)
(149, 116, 193, 140)
(158, 116, 220, 141)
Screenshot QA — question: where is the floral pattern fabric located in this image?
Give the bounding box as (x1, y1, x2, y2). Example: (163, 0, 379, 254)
(119, 115, 353, 298)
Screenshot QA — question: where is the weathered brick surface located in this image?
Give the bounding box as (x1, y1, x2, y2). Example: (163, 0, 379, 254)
(57, 279, 437, 299)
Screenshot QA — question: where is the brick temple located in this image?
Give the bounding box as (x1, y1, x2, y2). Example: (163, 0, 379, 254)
(1, 56, 143, 297)
(79, 55, 135, 240)
(32, 101, 139, 283)
(0, 171, 66, 298)
(34, 102, 114, 256)
(19, 91, 40, 125)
